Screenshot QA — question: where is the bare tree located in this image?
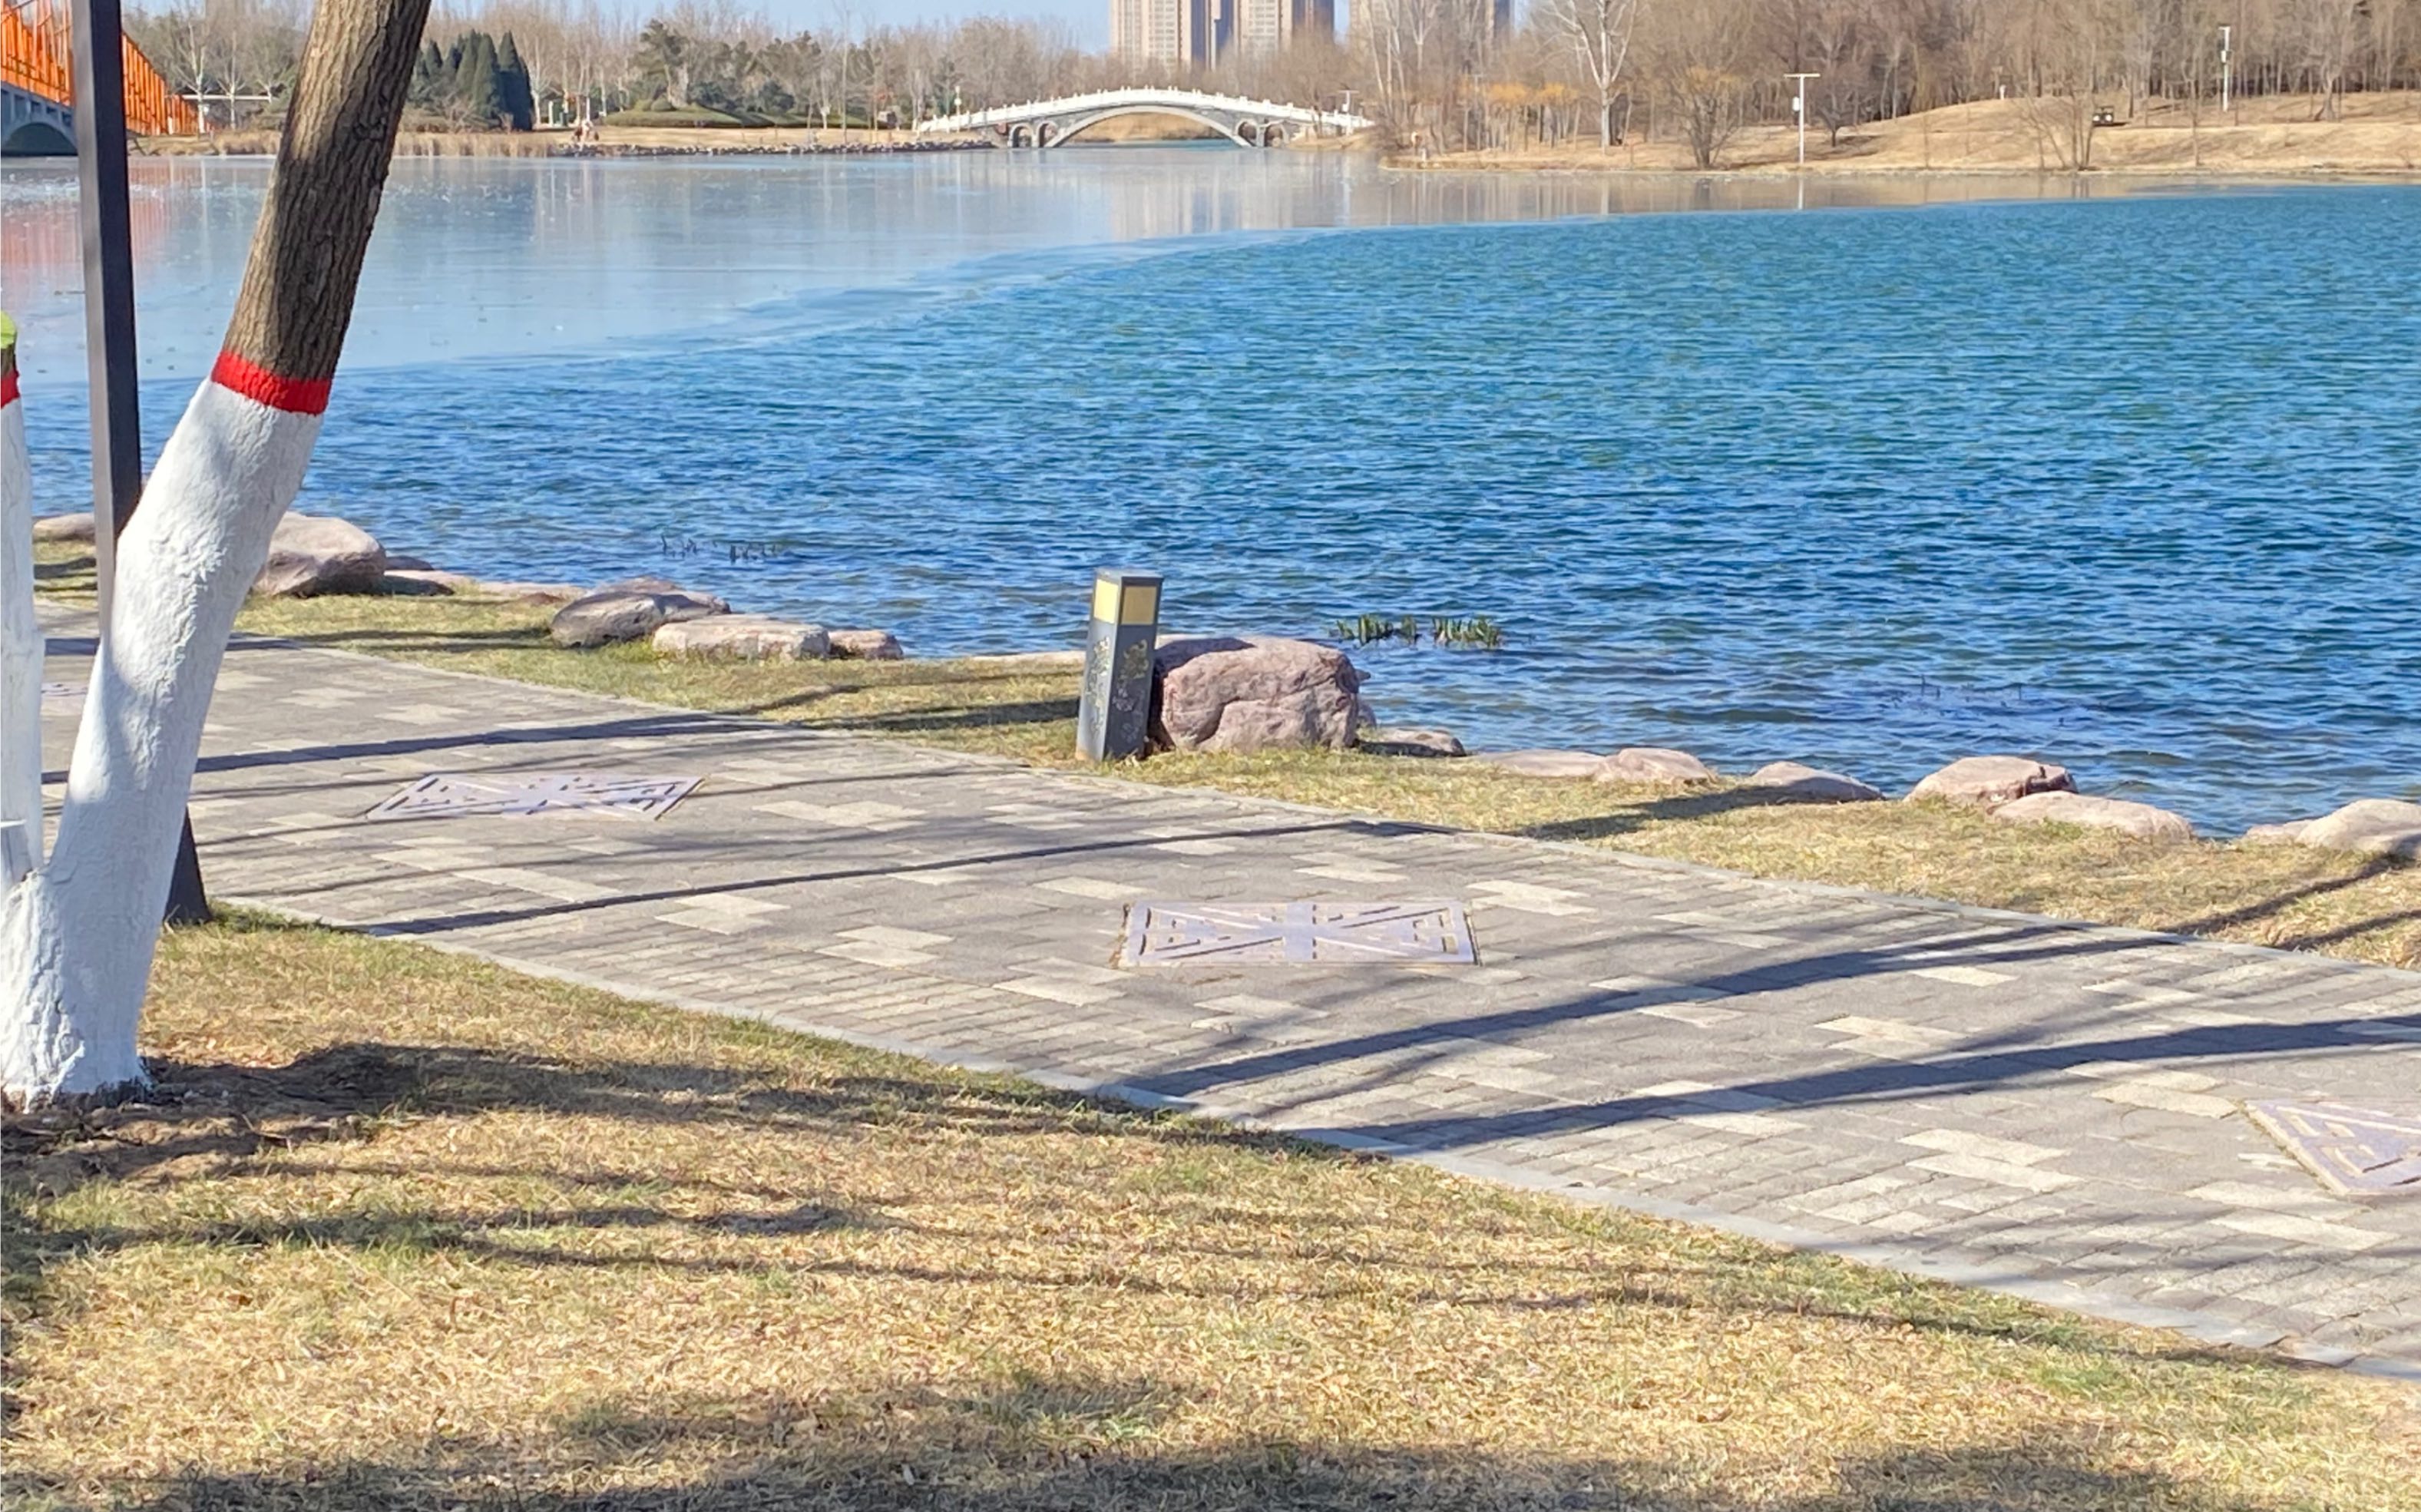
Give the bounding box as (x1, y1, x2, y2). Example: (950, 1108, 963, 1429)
(1809, 0, 1876, 145)
(1648, 0, 1756, 167)
(2290, 0, 2367, 117)
(1543, 0, 1639, 147)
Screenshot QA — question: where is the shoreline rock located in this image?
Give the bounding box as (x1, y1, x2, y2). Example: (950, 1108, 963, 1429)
(1152, 636, 1363, 754)
(2294, 799, 2421, 859)
(1909, 755, 2074, 808)
(828, 628, 905, 661)
(31, 513, 96, 544)
(1744, 761, 1884, 803)
(550, 581, 730, 647)
(1599, 747, 1717, 785)
(256, 513, 386, 597)
(1993, 791, 2193, 842)
(1358, 726, 1466, 759)
(654, 615, 829, 661)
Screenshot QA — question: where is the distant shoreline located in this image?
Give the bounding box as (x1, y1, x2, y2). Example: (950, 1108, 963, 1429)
(1389, 92, 2421, 181)
(135, 127, 991, 160)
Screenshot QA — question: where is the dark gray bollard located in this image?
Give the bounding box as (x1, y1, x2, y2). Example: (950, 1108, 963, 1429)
(1077, 568, 1162, 762)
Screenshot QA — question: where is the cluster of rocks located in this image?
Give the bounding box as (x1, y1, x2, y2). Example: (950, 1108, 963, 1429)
(38, 510, 2409, 851)
(1457, 743, 2199, 839)
(35, 510, 911, 664)
(545, 577, 902, 661)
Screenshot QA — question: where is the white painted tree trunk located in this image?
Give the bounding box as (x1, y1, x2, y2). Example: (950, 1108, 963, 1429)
(0, 378, 322, 1103)
(1, 334, 41, 889)
(0, 0, 431, 1107)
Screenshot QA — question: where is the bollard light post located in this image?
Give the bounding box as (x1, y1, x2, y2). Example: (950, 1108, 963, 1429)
(1076, 568, 1162, 763)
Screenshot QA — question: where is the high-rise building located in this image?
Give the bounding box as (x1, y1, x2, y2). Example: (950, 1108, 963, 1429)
(1110, 0, 1216, 68)
(1111, 0, 1330, 67)
(1229, 0, 1335, 53)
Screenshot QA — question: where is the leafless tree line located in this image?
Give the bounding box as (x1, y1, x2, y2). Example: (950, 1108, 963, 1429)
(130, 0, 2419, 144)
(1357, 0, 2419, 162)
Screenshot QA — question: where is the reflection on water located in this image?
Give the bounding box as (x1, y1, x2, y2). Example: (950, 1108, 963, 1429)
(4, 153, 2413, 830)
(3, 149, 2214, 385)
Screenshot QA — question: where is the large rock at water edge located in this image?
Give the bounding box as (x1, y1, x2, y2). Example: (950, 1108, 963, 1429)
(1152, 636, 1364, 754)
(1993, 791, 2193, 842)
(1358, 726, 1466, 759)
(655, 614, 829, 661)
(1744, 761, 1884, 803)
(1598, 747, 1717, 785)
(550, 584, 729, 647)
(31, 513, 95, 543)
(255, 513, 387, 597)
(1907, 755, 2074, 808)
(828, 628, 905, 661)
(2295, 799, 2421, 859)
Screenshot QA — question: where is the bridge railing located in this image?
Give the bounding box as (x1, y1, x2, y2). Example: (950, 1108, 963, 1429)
(918, 86, 1371, 137)
(3, 0, 200, 135)
(2, 1, 70, 106)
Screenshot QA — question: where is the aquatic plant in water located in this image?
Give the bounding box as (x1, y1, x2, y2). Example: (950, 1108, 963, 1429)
(1330, 614, 1504, 650)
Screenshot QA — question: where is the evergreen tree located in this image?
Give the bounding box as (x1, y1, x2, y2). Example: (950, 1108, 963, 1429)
(408, 40, 445, 111)
(494, 32, 535, 131)
(455, 31, 501, 126)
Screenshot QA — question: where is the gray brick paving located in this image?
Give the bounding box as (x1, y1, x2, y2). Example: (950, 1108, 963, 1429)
(31, 620, 2421, 1381)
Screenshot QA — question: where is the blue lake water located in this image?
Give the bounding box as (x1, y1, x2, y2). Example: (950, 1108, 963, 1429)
(5, 153, 2417, 831)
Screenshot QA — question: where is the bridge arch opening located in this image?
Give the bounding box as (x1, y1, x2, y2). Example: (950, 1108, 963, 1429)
(2, 120, 74, 157)
(1056, 109, 1229, 146)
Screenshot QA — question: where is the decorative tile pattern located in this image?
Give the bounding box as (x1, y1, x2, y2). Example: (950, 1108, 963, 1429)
(364, 772, 700, 822)
(1125, 901, 1474, 967)
(2248, 1101, 2421, 1196)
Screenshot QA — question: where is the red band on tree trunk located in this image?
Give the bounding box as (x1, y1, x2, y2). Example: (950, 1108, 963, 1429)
(0, 369, 19, 409)
(210, 350, 332, 415)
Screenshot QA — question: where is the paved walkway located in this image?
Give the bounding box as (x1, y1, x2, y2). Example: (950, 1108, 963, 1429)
(37, 622, 2421, 1378)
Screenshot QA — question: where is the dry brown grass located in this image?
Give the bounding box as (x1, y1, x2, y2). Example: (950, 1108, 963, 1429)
(6, 916, 2418, 1511)
(221, 584, 2421, 971)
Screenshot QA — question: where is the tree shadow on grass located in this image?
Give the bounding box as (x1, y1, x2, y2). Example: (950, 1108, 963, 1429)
(21, 1404, 2326, 1511)
(248, 624, 554, 653)
(4, 1029, 2292, 1372)
(1514, 785, 1853, 845)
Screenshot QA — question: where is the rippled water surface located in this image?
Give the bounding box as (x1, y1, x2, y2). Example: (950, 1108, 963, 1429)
(6, 153, 2417, 830)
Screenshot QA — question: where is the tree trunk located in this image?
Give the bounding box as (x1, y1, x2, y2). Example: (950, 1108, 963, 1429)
(2, 324, 38, 892)
(0, 0, 432, 1109)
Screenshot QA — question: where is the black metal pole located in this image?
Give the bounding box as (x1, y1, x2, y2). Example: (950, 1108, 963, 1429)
(70, 0, 210, 925)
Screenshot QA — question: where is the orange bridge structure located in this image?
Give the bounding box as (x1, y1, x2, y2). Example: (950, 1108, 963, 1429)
(3, 0, 198, 154)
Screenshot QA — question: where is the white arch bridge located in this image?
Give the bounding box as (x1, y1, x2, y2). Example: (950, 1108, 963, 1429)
(914, 88, 1372, 150)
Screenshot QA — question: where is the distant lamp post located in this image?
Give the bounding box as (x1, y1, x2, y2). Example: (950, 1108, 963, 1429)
(1784, 72, 1820, 167)
(70, 0, 210, 923)
(1076, 569, 1162, 763)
